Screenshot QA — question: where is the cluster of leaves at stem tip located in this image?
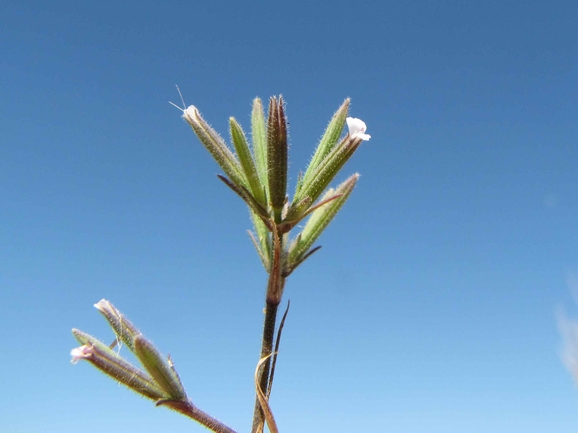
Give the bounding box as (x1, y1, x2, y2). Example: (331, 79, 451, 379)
(183, 96, 370, 301)
(69, 96, 370, 433)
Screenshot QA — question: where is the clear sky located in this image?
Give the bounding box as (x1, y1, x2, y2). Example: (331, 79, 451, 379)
(1, 1, 577, 432)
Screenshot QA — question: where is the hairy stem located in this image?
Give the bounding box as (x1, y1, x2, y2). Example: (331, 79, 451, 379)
(252, 220, 286, 432)
(159, 399, 237, 433)
(251, 300, 280, 433)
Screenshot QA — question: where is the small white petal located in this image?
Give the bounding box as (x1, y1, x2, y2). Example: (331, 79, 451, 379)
(346, 117, 371, 141)
(70, 345, 92, 364)
(93, 299, 109, 312)
(183, 105, 198, 123)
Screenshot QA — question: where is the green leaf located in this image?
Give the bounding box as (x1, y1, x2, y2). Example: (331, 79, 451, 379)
(71, 329, 167, 400)
(230, 117, 266, 206)
(250, 210, 271, 270)
(134, 335, 187, 401)
(297, 99, 349, 196)
(290, 135, 362, 220)
(288, 174, 359, 267)
(217, 175, 269, 220)
(251, 98, 269, 193)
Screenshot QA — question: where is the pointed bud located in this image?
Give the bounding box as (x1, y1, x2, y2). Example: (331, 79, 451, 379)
(134, 335, 187, 401)
(94, 299, 141, 353)
(299, 99, 350, 195)
(71, 329, 167, 400)
(182, 105, 246, 189)
(267, 96, 288, 220)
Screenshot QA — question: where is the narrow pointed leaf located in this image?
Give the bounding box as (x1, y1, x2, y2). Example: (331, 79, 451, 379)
(284, 246, 322, 276)
(289, 174, 359, 265)
(251, 98, 269, 192)
(298, 98, 350, 194)
(250, 210, 271, 267)
(248, 230, 270, 271)
(230, 117, 266, 206)
(283, 196, 312, 224)
(293, 135, 362, 209)
(287, 232, 301, 260)
(217, 175, 269, 220)
(283, 192, 342, 229)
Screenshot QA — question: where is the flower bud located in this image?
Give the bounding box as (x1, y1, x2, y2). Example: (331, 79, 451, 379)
(267, 96, 288, 220)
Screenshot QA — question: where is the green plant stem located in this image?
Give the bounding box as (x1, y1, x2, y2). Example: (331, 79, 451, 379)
(159, 399, 237, 433)
(251, 299, 280, 433)
(252, 221, 286, 432)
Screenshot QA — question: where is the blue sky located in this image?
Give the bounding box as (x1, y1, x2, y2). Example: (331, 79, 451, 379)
(1, 1, 577, 432)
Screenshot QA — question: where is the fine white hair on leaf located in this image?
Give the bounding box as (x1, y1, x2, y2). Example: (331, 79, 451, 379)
(169, 84, 187, 112)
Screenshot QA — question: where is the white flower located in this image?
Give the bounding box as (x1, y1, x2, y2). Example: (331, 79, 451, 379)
(183, 105, 199, 123)
(70, 345, 93, 364)
(346, 117, 371, 141)
(93, 298, 110, 312)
